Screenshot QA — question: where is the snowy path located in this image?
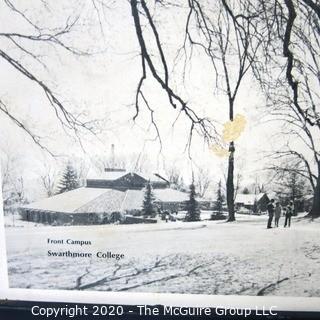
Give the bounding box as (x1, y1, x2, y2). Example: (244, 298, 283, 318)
(4, 215, 320, 296)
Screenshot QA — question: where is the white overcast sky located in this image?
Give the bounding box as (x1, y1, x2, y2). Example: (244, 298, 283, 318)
(0, 0, 303, 200)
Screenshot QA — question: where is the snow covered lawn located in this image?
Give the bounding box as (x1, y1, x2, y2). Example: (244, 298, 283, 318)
(4, 214, 320, 297)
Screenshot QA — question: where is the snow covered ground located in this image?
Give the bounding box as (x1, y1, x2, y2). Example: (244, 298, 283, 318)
(4, 213, 320, 297)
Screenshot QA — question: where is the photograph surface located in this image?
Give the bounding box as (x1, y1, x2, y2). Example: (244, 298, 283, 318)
(1, 0, 320, 300)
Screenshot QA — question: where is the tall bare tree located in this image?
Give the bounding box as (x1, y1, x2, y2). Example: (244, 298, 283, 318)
(0, 147, 26, 211)
(250, 0, 320, 217)
(194, 167, 211, 198)
(39, 164, 58, 197)
(129, 0, 261, 221)
(165, 165, 185, 190)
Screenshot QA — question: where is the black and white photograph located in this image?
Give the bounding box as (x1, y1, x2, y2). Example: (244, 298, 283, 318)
(0, 0, 320, 302)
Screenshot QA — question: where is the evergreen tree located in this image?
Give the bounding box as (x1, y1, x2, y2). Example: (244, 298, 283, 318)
(242, 187, 250, 194)
(57, 163, 79, 194)
(214, 180, 224, 214)
(185, 183, 200, 222)
(142, 181, 156, 217)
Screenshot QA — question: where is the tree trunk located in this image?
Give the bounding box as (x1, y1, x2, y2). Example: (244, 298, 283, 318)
(226, 141, 235, 221)
(309, 174, 320, 218)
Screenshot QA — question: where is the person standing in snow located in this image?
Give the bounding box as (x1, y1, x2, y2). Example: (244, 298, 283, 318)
(274, 202, 281, 227)
(284, 201, 294, 228)
(267, 199, 275, 229)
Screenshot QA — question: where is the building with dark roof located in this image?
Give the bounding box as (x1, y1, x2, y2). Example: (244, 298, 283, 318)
(20, 169, 210, 225)
(235, 193, 269, 213)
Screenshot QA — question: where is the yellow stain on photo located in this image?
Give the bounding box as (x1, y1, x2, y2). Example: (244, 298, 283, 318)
(222, 114, 247, 143)
(209, 144, 230, 158)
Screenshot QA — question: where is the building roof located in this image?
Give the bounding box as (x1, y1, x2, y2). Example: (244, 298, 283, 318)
(21, 186, 208, 214)
(121, 190, 145, 211)
(22, 188, 107, 213)
(154, 189, 190, 202)
(235, 193, 266, 205)
(76, 189, 126, 213)
(139, 173, 169, 184)
(87, 170, 127, 181)
(86, 170, 168, 185)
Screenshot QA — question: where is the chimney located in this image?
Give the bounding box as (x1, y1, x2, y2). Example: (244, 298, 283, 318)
(103, 144, 125, 172)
